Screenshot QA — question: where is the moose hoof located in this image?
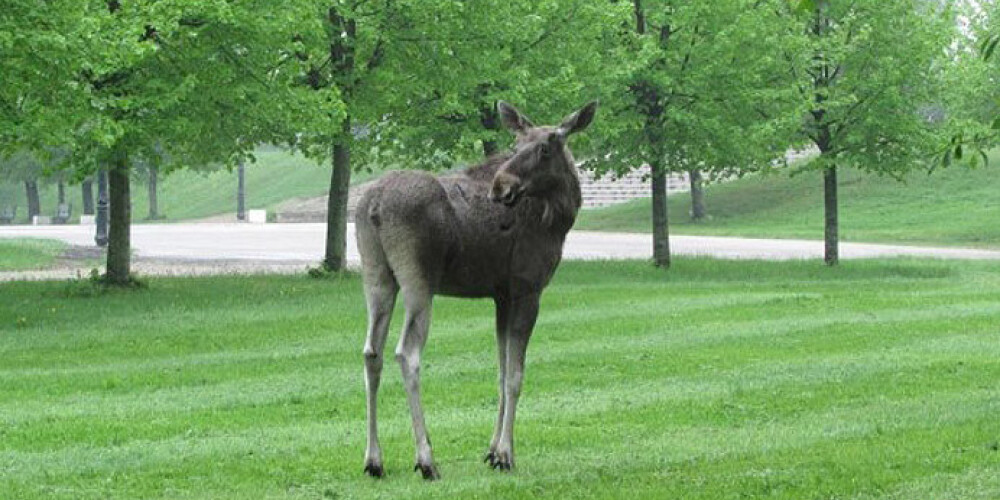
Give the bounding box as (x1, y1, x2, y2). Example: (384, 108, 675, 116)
(414, 462, 440, 481)
(483, 451, 497, 467)
(489, 451, 513, 471)
(363, 461, 384, 478)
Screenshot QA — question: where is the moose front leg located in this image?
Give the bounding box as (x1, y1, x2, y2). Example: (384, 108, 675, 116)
(491, 293, 539, 471)
(486, 296, 509, 466)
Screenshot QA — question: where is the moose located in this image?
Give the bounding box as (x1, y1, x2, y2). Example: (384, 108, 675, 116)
(356, 100, 597, 480)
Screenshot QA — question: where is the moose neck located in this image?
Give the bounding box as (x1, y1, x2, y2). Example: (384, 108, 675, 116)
(523, 160, 582, 236)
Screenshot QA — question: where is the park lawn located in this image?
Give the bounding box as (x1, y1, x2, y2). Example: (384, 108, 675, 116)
(575, 160, 1000, 248)
(0, 147, 385, 223)
(1, 259, 999, 499)
(0, 238, 67, 271)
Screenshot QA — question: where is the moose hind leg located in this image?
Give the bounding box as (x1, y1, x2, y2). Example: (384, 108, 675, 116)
(362, 267, 398, 478)
(395, 286, 440, 480)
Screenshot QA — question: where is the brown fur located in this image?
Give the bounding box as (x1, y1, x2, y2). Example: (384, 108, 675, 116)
(356, 101, 597, 479)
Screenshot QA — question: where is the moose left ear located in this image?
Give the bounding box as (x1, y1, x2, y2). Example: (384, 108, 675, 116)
(559, 101, 598, 136)
(498, 101, 534, 134)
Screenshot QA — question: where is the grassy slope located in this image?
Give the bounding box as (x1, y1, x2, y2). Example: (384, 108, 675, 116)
(2, 259, 999, 499)
(0, 238, 67, 271)
(0, 148, 383, 223)
(575, 162, 1000, 248)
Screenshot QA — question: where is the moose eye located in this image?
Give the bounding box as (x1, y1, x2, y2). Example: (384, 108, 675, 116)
(539, 143, 551, 157)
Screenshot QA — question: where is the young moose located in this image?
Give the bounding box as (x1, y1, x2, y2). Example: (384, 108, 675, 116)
(356, 101, 597, 480)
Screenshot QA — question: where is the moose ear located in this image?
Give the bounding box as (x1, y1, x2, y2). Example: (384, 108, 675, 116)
(498, 101, 534, 134)
(559, 101, 598, 136)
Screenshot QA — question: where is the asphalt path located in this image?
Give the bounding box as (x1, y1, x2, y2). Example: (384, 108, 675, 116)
(3, 222, 1000, 265)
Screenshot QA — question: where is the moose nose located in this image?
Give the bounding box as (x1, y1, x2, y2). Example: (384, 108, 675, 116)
(492, 182, 521, 206)
(491, 173, 522, 206)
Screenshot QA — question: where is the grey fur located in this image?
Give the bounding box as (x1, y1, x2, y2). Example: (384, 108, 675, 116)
(357, 101, 597, 479)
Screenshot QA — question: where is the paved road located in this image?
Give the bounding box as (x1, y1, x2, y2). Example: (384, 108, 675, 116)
(3, 222, 1000, 264)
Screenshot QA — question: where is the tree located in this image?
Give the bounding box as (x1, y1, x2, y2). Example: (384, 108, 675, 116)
(688, 168, 706, 221)
(785, 0, 955, 265)
(590, 0, 798, 267)
(0, 152, 44, 221)
(375, 0, 611, 166)
(66, 0, 330, 285)
(81, 176, 95, 215)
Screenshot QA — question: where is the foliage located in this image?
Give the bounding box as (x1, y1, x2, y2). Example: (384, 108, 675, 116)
(370, 0, 614, 168)
(786, 0, 956, 173)
(587, 0, 799, 179)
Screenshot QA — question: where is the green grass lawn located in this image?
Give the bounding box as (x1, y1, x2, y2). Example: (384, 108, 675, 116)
(576, 161, 1000, 248)
(0, 238, 67, 271)
(2, 259, 999, 499)
(0, 147, 384, 223)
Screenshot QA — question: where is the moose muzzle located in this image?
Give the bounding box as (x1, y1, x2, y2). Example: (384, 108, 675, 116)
(491, 171, 524, 207)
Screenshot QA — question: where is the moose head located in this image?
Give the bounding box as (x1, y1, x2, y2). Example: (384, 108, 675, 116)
(490, 101, 598, 207)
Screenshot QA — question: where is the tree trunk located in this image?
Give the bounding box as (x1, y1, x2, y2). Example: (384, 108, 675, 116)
(57, 181, 66, 205)
(688, 168, 706, 222)
(651, 161, 670, 268)
(95, 170, 109, 246)
(236, 159, 246, 221)
(483, 140, 498, 157)
(147, 165, 159, 220)
(324, 115, 353, 272)
(82, 178, 95, 215)
(823, 165, 838, 266)
(24, 180, 41, 220)
(106, 153, 132, 285)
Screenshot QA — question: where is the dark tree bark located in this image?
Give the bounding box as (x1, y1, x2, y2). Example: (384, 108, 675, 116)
(322, 6, 356, 272)
(823, 165, 838, 266)
(651, 160, 670, 268)
(480, 95, 500, 158)
(236, 159, 246, 221)
(324, 116, 353, 271)
(95, 170, 109, 246)
(688, 168, 706, 221)
(57, 181, 66, 205)
(24, 181, 41, 220)
(146, 165, 159, 220)
(82, 178, 95, 215)
(483, 140, 498, 157)
(633, 0, 670, 267)
(106, 153, 132, 285)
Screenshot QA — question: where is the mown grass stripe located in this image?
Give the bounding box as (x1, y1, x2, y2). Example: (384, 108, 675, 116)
(2, 259, 999, 499)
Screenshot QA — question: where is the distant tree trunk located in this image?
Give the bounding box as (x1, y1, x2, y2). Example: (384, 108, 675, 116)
(823, 164, 838, 266)
(82, 178, 95, 215)
(324, 115, 352, 271)
(95, 170, 109, 246)
(651, 160, 670, 268)
(106, 152, 132, 285)
(57, 181, 66, 205)
(236, 159, 246, 221)
(688, 168, 706, 221)
(483, 140, 498, 157)
(479, 84, 500, 158)
(24, 181, 41, 220)
(146, 165, 159, 220)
